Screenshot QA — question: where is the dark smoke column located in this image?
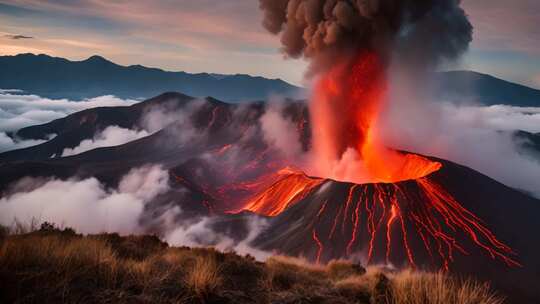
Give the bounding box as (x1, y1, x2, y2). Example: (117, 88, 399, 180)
(259, 0, 473, 71)
(259, 0, 473, 183)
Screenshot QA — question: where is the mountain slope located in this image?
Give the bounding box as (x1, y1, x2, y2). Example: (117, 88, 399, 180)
(248, 157, 540, 302)
(0, 92, 201, 161)
(435, 71, 540, 106)
(0, 54, 300, 102)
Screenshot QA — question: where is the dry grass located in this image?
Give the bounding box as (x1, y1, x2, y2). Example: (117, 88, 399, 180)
(184, 254, 222, 297)
(388, 270, 505, 304)
(0, 228, 505, 304)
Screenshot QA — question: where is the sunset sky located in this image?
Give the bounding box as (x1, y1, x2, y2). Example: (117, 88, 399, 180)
(0, 0, 539, 87)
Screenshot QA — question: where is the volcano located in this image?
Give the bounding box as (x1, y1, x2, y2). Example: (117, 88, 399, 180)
(0, 92, 539, 302)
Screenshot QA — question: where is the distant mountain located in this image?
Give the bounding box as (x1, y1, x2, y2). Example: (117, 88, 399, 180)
(0, 53, 301, 102)
(434, 71, 540, 106)
(2, 54, 540, 106)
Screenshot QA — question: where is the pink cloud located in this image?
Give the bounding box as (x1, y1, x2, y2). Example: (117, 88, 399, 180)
(463, 0, 540, 55)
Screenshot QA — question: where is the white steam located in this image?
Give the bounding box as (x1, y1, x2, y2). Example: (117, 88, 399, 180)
(260, 100, 303, 159)
(164, 213, 271, 261)
(382, 69, 540, 196)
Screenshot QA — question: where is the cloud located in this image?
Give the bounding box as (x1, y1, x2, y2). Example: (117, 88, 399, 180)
(0, 132, 55, 153)
(0, 165, 169, 234)
(0, 91, 138, 153)
(4, 34, 33, 39)
(463, 0, 540, 56)
(0, 91, 137, 132)
(0, 162, 271, 259)
(164, 212, 271, 261)
(61, 126, 150, 157)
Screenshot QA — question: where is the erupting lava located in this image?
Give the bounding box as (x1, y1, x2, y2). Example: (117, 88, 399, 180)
(234, 51, 520, 270)
(311, 51, 442, 184)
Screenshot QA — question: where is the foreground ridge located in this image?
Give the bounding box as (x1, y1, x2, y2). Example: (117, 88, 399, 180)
(0, 226, 503, 304)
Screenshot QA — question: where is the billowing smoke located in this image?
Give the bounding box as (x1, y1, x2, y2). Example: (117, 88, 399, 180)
(259, 0, 473, 72)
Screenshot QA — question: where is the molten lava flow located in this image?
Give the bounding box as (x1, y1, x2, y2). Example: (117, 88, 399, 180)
(238, 167, 324, 216)
(312, 228, 324, 264)
(237, 170, 519, 269)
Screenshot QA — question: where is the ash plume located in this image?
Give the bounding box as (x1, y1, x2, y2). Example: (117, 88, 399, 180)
(259, 0, 473, 72)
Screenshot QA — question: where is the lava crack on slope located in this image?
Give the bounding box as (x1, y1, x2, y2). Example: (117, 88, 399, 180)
(235, 161, 520, 270)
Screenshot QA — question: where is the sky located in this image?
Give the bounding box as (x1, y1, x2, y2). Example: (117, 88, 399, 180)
(0, 0, 539, 88)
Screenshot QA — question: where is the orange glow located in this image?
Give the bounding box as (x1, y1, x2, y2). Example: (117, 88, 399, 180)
(310, 51, 441, 184)
(238, 167, 324, 216)
(386, 204, 399, 264)
(238, 173, 519, 269)
(312, 228, 324, 264)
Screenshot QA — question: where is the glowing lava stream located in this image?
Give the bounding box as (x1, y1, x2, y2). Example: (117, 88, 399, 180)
(236, 167, 325, 217)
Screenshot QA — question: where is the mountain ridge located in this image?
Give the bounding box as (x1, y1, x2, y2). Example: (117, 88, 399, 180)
(2, 53, 540, 106)
(0, 53, 301, 102)
(435, 70, 540, 106)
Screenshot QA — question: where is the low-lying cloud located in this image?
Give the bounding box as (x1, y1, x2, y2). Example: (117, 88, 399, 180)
(61, 126, 150, 157)
(0, 90, 138, 153)
(0, 165, 169, 234)
(0, 91, 137, 132)
(0, 132, 55, 153)
(0, 162, 271, 259)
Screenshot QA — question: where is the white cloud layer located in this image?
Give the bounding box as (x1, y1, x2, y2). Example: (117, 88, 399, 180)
(0, 90, 138, 153)
(0, 91, 137, 132)
(0, 165, 169, 234)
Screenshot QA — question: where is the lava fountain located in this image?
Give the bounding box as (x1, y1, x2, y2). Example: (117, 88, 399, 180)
(309, 50, 442, 184)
